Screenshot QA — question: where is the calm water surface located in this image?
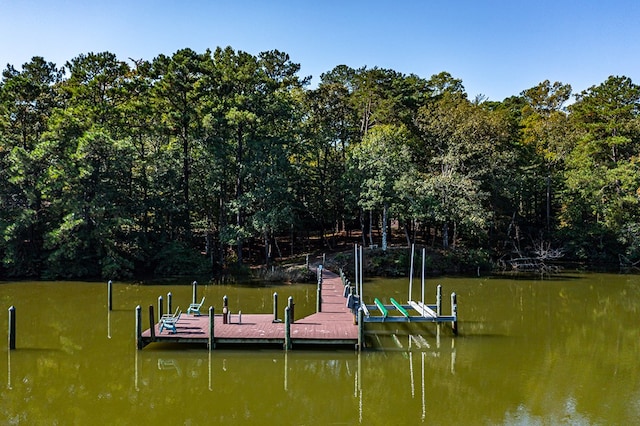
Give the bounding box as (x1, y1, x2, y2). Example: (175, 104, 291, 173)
(1, 273, 639, 425)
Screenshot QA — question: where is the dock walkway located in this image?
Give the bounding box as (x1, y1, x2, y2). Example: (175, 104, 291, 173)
(139, 269, 358, 349)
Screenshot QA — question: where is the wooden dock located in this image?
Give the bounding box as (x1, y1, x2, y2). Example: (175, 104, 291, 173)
(138, 269, 359, 350)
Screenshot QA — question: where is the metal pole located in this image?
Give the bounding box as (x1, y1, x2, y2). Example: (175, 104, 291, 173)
(421, 248, 426, 308)
(409, 244, 415, 302)
(360, 245, 364, 301)
(354, 244, 359, 295)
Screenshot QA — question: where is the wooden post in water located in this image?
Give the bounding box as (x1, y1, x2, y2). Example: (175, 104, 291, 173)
(135, 305, 142, 350)
(158, 296, 164, 322)
(148, 305, 155, 341)
(8, 306, 16, 350)
(108, 280, 113, 311)
(167, 292, 172, 314)
(284, 306, 291, 350)
(357, 307, 364, 351)
(192, 281, 198, 305)
(436, 285, 442, 316)
(451, 292, 458, 335)
(273, 292, 279, 322)
(316, 277, 322, 313)
(208, 306, 215, 350)
(287, 296, 294, 323)
(223, 295, 228, 324)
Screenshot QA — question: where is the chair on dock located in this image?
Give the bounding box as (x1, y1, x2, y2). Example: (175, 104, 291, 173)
(161, 307, 180, 321)
(160, 309, 182, 334)
(187, 296, 205, 316)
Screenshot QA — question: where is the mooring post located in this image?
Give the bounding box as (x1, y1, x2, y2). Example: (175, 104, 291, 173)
(223, 295, 228, 324)
(316, 278, 322, 313)
(436, 285, 442, 316)
(287, 296, 294, 323)
(158, 296, 164, 322)
(357, 307, 364, 351)
(208, 306, 215, 350)
(192, 281, 198, 305)
(135, 305, 142, 350)
(8, 306, 16, 350)
(148, 305, 156, 341)
(451, 292, 458, 336)
(306, 254, 309, 270)
(284, 306, 291, 350)
(108, 280, 113, 311)
(273, 292, 279, 322)
(167, 292, 172, 314)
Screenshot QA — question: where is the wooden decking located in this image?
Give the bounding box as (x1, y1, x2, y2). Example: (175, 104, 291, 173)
(139, 269, 358, 349)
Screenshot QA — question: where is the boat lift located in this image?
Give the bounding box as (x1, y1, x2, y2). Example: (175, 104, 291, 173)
(341, 244, 458, 334)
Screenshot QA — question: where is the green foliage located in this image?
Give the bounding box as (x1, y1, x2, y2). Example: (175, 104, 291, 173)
(1, 50, 639, 280)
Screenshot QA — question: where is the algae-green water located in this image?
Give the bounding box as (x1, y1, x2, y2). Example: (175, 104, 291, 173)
(1, 273, 639, 424)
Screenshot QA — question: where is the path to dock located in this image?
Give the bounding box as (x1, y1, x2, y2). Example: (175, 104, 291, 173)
(139, 269, 358, 349)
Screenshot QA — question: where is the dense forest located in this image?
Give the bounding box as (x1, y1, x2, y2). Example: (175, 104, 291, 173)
(1, 47, 639, 280)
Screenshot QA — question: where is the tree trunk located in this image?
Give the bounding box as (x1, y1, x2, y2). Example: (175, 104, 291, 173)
(382, 204, 388, 251)
(403, 220, 412, 247)
(368, 210, 374, 246)
(442, 223, 449, 250)
(235, 125, 244, 264)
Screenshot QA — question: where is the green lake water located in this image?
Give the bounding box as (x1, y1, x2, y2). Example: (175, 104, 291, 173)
(1, 272, 639, 425)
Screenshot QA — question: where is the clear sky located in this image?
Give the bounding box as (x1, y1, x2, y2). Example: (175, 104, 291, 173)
(1, 0, 638, 101)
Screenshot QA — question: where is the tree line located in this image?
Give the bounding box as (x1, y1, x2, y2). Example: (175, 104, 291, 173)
(1, 47, 639, 280)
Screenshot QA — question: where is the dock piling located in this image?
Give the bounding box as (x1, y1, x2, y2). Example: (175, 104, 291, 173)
(192, 281, 198, 305)
(167, 292, 172, 315)
(287, 296, 295, 323)
(108, 280, 113, 311)
(357, 307, 364, 351)
(451, 292, 458, 335)
(316, 278, 322, 313)
(8, 306, 16, 350)
(273, 292, 279, 322)
(223, 295, 228, 324)
(436, 285, 442, 316)
(135, 305, 142, 349)
(208, 306, 215, 350)
(158, 296, 164, 322)
(148, 305, 155, 341)
(284, 306, 291, 350)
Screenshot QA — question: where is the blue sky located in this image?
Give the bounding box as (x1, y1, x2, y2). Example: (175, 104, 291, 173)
(1, 0, 638, 101)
